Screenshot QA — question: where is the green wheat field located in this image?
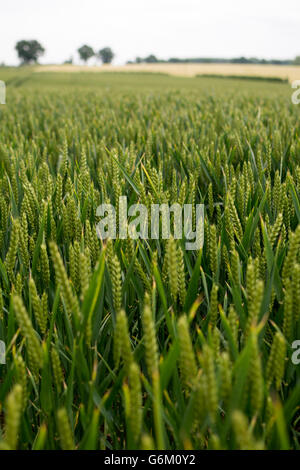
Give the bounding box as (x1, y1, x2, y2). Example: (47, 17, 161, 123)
(0, 69, 299, 450)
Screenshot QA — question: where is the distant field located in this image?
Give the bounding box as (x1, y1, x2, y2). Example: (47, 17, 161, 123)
(1, 69, 291, 100)
(37, 63, 300, 82)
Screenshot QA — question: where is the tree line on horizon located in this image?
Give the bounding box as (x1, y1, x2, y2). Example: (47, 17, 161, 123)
(13, 40, 114, 65)
(8, 39, 300, 67)
(128, 54, 300, 66)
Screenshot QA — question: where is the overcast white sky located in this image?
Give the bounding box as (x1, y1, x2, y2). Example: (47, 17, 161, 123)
(1, 0, 300, 65)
